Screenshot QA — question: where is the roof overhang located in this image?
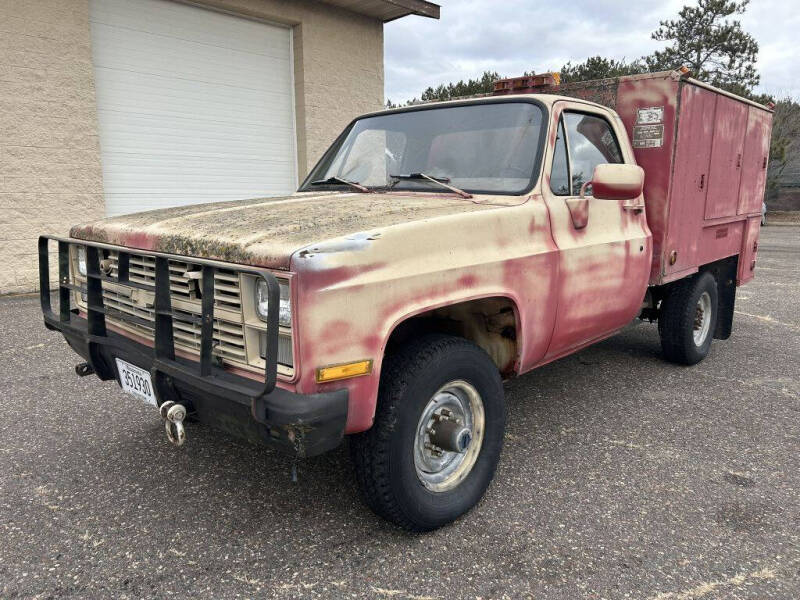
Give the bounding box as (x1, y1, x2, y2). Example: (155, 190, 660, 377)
(317, 0, 440, 22)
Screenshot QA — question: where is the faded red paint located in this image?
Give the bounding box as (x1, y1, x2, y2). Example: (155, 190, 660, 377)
(457, 274, 478, 288)
(695, 221, 745, 265)
(592, 180, 643, 201)
(565, 198, 589, 229)
(120, 230, 160, 251)
(63, 74, 772, 437)
(661, 83, 716, 275)
(737, 217, 761, 285)
(705, 97, 750, 219)
(738, 108, 771, 216)
(297, 262, 388, 292)
(510, 70, 771, 286)
(600, 71, 770, 285)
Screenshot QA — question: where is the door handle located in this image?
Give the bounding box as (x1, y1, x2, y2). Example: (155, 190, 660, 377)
(622, 204, 645, 214)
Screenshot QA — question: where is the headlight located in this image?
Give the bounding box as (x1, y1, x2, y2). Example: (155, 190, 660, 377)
(77, 246, 87, 276)
(256, 279, 291, 327)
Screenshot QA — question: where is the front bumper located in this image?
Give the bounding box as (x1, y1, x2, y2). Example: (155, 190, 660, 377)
(39, 235, 348, 457)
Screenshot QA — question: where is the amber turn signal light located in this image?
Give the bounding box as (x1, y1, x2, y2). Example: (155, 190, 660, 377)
(316, 359, 373, 383)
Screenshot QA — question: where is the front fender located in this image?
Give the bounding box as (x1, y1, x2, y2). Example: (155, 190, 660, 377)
(288, 200, 559, 433)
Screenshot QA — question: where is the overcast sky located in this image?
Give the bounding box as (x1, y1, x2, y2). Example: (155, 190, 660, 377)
(384, 0, 799, 103)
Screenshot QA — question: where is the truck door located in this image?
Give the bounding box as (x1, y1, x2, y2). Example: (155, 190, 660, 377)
(541, 103, 652, 360)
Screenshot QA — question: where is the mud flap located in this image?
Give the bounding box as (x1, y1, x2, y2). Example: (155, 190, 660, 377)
(712, 258, 737, 340)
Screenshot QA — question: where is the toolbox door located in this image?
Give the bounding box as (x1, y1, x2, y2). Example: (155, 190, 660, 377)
(704, 96, 748, 219)
(737, 217, 761, 285)
(663, 84, 716, 275)
(737, 107, 771, 216)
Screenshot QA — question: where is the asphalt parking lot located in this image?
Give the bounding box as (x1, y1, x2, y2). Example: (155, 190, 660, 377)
(1, 225, 798, 599)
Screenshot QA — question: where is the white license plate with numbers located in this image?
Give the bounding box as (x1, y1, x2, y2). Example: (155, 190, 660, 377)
(116, 358, 157, 407)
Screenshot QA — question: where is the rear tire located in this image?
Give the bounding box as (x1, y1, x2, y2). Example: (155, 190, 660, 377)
(350, 334, 505, 532)
(658, 272, 719, 365)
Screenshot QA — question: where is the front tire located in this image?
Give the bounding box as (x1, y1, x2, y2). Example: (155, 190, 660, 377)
(350, 334, 505, 532)
(659, 272, 719, 365)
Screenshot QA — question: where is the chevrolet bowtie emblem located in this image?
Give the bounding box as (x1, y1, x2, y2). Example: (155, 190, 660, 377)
(99, 258, 114, 275)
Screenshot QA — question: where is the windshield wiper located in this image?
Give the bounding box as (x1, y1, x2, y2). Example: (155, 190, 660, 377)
(309, 176, 370, 193)
(389, 173, 472, 199)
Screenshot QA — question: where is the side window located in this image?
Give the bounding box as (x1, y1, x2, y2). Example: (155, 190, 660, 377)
(550, 118, 570, 196)
(564, 112, 623, 195)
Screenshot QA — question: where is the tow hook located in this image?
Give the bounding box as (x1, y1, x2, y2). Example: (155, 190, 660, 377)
(75, 362, 94, 377)
(159, 400, 187, 447)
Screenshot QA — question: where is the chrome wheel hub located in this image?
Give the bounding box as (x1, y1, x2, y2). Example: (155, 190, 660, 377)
(414, 380, 485, 492)
(693, 291, 712, 346)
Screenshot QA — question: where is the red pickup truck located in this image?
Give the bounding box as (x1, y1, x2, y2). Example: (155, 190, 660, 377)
(39, 68, 772, 531)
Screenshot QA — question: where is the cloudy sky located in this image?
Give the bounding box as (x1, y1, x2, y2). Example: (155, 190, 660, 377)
(384, 0, 799, 104)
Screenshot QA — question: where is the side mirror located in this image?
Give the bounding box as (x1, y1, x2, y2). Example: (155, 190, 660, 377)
(580, 164, 644, 201)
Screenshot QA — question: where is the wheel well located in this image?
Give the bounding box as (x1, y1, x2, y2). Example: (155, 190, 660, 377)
(385, 297, 519, 376)
(646, 255, 738, 339)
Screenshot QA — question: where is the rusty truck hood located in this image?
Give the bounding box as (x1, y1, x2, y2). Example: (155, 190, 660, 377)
(69, 192, 509, 269)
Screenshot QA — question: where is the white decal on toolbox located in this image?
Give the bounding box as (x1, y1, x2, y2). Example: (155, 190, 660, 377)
(632, 124, 665, 148)
(637, 106, 664, 124)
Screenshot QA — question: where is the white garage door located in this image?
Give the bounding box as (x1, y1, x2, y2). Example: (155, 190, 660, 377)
(90, 0, 297, 217)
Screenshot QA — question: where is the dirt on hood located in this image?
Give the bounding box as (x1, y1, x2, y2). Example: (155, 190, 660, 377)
(69, 192, 502, 269)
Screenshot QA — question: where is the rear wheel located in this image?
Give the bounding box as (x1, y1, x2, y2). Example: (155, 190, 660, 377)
(659, 272, 719, 365)
(350, 334, 505, 531)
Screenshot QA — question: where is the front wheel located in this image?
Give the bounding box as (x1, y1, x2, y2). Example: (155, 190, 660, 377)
(659, 272, 719, 365)
(350, 334, 505, 531)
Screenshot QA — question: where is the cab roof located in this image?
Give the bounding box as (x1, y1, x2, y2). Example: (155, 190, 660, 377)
(374, 93, 608, 117)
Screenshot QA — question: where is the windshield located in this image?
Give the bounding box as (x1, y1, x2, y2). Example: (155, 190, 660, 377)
(301, 101, 545, 195)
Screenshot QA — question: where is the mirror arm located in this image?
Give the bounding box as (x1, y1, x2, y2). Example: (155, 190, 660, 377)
(579, 181, 592, 199)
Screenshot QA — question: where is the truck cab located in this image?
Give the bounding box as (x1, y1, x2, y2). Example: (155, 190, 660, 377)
(39, 69, 771, 531)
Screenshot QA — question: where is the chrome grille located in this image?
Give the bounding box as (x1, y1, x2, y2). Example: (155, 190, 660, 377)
(106, 252, 242, 309)
(101, 251, 247, 364)
(213, 269, 242, 311)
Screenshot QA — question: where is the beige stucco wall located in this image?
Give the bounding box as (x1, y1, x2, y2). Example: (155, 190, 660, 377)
(0, 0, 105, 295)
(0, 0, 384, 294)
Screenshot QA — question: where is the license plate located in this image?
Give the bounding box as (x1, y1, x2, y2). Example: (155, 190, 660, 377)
(116, 358, 157, 407)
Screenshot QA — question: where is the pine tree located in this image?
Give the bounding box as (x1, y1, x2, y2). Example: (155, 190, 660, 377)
(558, 56, 646, 84)
(644, 0, 759, 93)
(419, 71, 501, 102)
